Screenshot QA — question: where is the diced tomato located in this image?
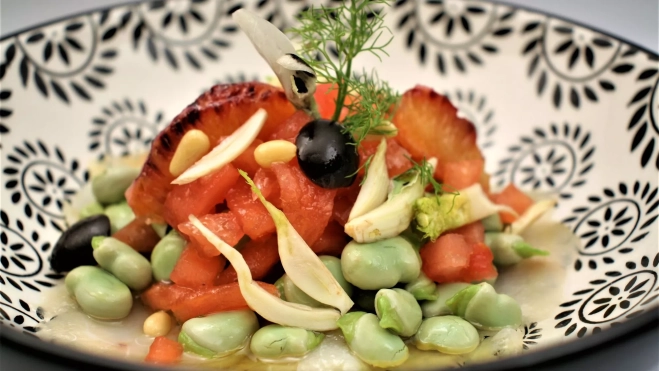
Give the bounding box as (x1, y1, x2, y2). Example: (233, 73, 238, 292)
(491, 184, 534, 224)
(141, 282, 194, 311)
(269, 110, 312, 143)
(271, 161, 337, 245)
(216, 235, 279, 285)
(461, 242, 498, 283)
(449, 221, 485, 245)
(163, 164, 240, 227)
(314, 83, 350, 121)
(332, 180, 361, 226)
(438, 159, 485, 191)
(359, 138, 413, 178)
(226, 181, 276, 240)
(420, 234, 473, 284)
(311, 221, 349, 256)
(480, 172, 492, 195)
(177, 212, 244, 257)
(145, 336, 183, 364)
(169, 244, 226, 288)
(226, 137, 262, 177)
(112, 216, 161, 253)
(170, 281, 280, 322)
(254, 168, 282, 209)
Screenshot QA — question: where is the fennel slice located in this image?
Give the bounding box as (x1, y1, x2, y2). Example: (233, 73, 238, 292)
(189, 216, 341, 331)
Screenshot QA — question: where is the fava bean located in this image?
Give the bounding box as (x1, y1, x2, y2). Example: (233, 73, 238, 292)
(92, 236, 152, 291)
(250, 325, 324, 359)
(150, 230, 185, 282)
(104, 202, 135, 234)
(341, 237, 420, 290)
(405, 272, 438, 301)
(446, 283, 522, 331)
(78, 202, 104, 219)
(92, 166, 140, 205)
(337, 312, 408, 368)
(179, 310, 259, 358)
(421, 283, 471, 318)
(65, 266, 132, 320)
(375, 288, 422, 337)
(414, 316, 479, 355)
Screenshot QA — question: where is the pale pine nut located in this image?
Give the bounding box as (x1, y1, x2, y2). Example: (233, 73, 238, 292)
(169, 129, 210, 177)
(254, 140, 297, 168)
(143, 311, 173, 337)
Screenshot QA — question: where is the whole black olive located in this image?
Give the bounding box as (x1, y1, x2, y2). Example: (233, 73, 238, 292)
(50, 215, 112, 272)
(295, 119, 359, 189)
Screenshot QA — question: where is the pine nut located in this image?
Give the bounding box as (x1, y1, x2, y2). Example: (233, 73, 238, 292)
(254, 140, 297, 168)
(169, 129, 210, 177)
(143, 311, 173, 337)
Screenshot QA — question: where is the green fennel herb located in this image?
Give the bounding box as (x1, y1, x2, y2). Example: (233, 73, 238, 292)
(289, 0, 398, 147)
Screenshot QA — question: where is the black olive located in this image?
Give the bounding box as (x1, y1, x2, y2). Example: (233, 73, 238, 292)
(50, 215, 111, 272)
(295, 119, 359, 189)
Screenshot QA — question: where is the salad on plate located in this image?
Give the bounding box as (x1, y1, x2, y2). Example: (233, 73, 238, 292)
(39, 1, 570, 369)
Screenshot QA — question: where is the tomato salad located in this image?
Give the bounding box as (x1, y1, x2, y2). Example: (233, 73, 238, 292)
(49, 2, 558, 368)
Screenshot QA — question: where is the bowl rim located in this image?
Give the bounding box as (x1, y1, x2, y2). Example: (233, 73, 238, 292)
(0, 0, 657, 370)
(1, 0, 658, 58)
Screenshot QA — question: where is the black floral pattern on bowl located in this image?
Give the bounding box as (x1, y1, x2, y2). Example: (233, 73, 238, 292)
(624, 53, 659, 170)
(0, 289, 45, 335)
(3, 141, 87, 232)
(562, 181, 658, 271)
(522, 322, 542, 350)
(0, 210, 64, 293)
(0, 89, 11, 137)
(394, 0, 515, 75)
(120, 0, 242, 71)
(1, 14, 119, 103)
(89, 99, 165, 160)
(520, 17, 622, 110)
(554, 253, 659, 338)
(494, 123, 594, 199)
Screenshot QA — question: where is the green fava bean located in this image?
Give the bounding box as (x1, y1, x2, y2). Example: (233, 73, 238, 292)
(414, 316, 479, 355)
(104, 202, 135, 233)
(250, 325, 324, 359)
(92, 166, 140, 205)
(150, 230, 185, 282)
(375, 288, 422, 337)
(65, 266, 133, 320)
(446, 282, 522, 331)
(274, 276, 287, 301)
(92, 236, 152, 291)
(280, 255, 353, 308)
(485, 232, 549, 266)
(421, 283, 471, 318)
(341, 237, 420, 290)
(337, 312, 409, 368)
(179, 310, 259, 358)
(481, 214, 503, 232)
(151, 223, 168, 238)
(405, 272, 438, 301)
(79, 202, 104, 219)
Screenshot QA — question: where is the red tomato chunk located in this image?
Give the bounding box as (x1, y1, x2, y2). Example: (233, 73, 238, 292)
(164, 164, 240, 227)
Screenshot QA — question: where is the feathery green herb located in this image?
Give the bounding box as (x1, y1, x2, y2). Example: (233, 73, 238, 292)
(289, 0, 399, 147)
(405, 156, 456, 199)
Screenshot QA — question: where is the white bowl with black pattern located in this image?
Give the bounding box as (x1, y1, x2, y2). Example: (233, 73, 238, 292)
(0, 0, 657, 370)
